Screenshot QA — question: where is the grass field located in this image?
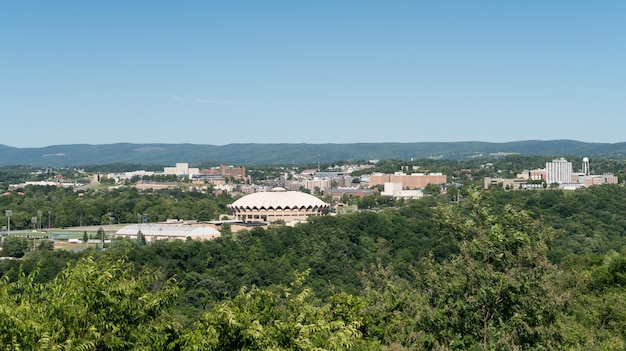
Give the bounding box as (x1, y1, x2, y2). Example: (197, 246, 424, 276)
(2, 227, 118, 253)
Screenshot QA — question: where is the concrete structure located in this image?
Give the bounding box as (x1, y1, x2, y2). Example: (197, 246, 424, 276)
(324, 188, 376, 201)
(368, 172, 447, 189)
(135, 182, 179, 191)
(200, 165, 247, 180)
(582, 157, 590, 176)
(314, 172, 354, 187)
(8, 180, 83, 190)
(484, 177, 531, 190)
(164, 163, 200, 179)
(228, 187, 329, 224)
(573, 157, 618, 187)
(297, 172, 355, 194)
(382, 182, 424, 199)
(105, 170, 155, 183)
(114, 223, 220, 242)
(220, 165, 246, 179)
(518, 169, 547, 181)
(571, 172, 585, 183)
(546, 158, 573, 185)
(303, 178, 332, 194)
(193, 174, 226, 185)
(579, 173, 619, 186)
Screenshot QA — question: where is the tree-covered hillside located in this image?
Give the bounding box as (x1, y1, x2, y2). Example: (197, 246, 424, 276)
(3, 140, 626, 166)
(2, 186, 626, 349)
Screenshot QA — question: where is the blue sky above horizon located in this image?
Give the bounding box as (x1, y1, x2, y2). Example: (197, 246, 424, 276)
(1, 1, 625, 148)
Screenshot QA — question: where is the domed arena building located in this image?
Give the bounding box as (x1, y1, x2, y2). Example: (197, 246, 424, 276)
(228, 187, 330, 224)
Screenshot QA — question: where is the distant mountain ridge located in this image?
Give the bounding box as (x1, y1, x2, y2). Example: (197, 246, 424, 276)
(0, 140, 625, 167)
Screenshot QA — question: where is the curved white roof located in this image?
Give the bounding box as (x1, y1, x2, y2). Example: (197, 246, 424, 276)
(116, 224, 220, 237)
(229, 189, 328, 210)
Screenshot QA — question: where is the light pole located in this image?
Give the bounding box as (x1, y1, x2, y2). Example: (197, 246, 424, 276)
(5, 210, 11, 236)
(31, 217, 37, 249)
(48, 211, 51, 231)
(137, 213, 142, 239)
(37, 210, 43, 231)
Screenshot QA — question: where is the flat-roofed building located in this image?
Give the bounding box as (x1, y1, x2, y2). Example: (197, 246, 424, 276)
(220, 165, 247, 179)
(368, 172, 447, 189)
(518, 169, 547, 181)
(324, 188, 375, 201)
(135, 182, 179, 191)
(580, 173, 619, 186)
(164, 163, 200, 179)
(382, 182, 423, 199)
(484, 177, 529, 190)
(114, 223, 220, 242)
(303, 178, 332, 194)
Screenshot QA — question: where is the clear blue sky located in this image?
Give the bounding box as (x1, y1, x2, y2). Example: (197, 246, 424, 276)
(1, 1, 625, 148)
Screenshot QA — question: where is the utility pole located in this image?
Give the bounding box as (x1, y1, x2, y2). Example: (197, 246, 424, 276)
(138, 213, 142, 239)
(37, 210, 42, 231)
(5, 210, 11, 236)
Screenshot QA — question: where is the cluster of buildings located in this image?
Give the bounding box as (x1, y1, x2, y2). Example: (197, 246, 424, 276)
(16, 156, 625, 245)
(7, 157, 623, 245)
(102, 163, 247, 187)
(163, 163, 247, 181)
(225, 170, 449, 224)
(8, 179, 83, 191)
(370, 172, 447, 199)
(484, 157, 618, 190)
(111, 186, 333, 241)
(98, 162, 449, 202)
(124, 157, 617, 236)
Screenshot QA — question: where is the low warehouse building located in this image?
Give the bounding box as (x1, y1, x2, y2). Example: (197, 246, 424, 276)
(114, 223, 220, 241)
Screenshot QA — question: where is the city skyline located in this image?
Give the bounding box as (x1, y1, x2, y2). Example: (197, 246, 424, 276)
(1, 1, 625, 148)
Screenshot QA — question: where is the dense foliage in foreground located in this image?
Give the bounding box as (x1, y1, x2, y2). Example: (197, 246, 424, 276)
(2, 188, 626, 349)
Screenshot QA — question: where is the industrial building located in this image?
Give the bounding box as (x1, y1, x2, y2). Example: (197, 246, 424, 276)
(114, 222, 220, 242)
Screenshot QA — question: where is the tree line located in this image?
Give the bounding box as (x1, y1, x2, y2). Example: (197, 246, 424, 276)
(0, 186, 232, 230)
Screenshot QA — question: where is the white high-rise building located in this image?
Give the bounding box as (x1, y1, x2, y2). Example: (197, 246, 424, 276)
(546, 158, 573, 185)
(163, 162, 200, 179)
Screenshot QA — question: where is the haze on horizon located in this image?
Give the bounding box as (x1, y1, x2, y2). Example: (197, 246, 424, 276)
(1, 1, 625, 148)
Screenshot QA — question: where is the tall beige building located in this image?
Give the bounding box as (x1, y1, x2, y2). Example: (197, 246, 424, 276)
(164, 163, 200, 179)
(546, 158, 572, 185)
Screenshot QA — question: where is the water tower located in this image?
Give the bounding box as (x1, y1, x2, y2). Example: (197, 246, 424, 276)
(582, 157, 590, 176)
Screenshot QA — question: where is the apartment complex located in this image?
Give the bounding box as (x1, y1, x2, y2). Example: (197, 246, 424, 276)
(485, 157, 618, 190)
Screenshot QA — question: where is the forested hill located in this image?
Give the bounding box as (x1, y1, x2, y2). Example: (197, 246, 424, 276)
(1, 140, 626, 166)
